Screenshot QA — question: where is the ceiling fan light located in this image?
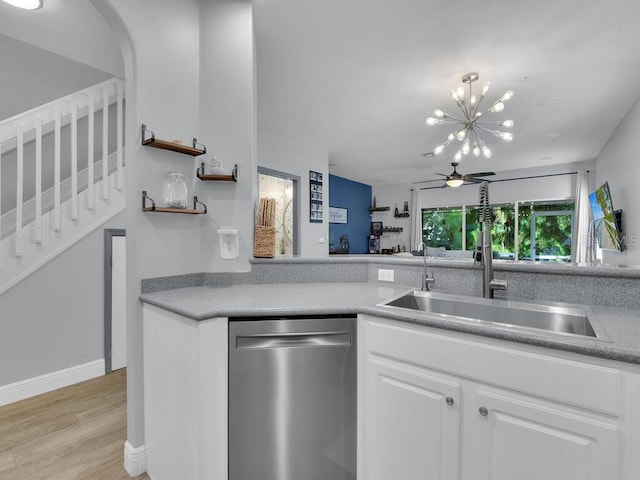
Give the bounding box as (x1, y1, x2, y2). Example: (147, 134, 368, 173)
(446, 178, 465, 188)
(2, 0, 42, 9)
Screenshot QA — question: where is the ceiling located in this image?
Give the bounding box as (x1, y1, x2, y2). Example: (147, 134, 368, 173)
(2, 0, 639, 187)
(253, 0, 640, 186)
(0, 0, 123, 77)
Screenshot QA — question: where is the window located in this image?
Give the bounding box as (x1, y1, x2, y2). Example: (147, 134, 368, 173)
(422, 207, 463, 250)
(517, 201, 574, 262)
(421, 199, 574, 262)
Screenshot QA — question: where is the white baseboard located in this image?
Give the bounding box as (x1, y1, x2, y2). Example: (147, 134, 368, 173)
(0, 359, 105, 407)
(124, 440, 147, 477)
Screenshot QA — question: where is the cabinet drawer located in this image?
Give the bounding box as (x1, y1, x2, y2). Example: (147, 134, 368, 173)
(362, 315, 620, 416)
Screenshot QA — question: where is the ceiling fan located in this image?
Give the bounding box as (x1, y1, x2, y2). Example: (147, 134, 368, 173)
(417, 163, 496, 188)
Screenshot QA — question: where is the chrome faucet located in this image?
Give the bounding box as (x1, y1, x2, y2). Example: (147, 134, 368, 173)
(474, 182, 507, 298)
(418, 242, 435, 291)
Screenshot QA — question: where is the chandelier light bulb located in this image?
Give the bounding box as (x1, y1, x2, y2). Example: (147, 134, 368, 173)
(500, 90, 514, 102)
(482, 145, 492, 158)
(462, 139, 471, 155)
(490, 101, 505, 113)
(473, 145, 481, 157)
(493, 131, 513, 142)
(434, 109, 445, 118)
(448, 133, 455, 141)
(426, 117, 439, 126)
(456, 129, 467, 141)
(454, 150, 462, 162)
(470, 94, 477, 105)
(481, 83, 491, 96)
(434, 144, 445, 155)
(499, 120, 514, 128)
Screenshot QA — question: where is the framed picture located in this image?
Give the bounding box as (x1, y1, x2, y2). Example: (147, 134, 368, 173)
(371, 221, 383, 235)
(329, 206, 348, 224)
(309, 170, 323, 223)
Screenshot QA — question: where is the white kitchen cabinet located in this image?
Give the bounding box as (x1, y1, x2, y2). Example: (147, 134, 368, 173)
(472, 387, 619, 480)
(364, 356, 460, 480)
(358, 314, 640, 480)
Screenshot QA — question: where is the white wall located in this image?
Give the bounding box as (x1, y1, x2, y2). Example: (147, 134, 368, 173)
(93, 0, 255, 451)
(372, 161, 594, 252)
(595, 95, 640, 266)
(258, 126, 329, 257)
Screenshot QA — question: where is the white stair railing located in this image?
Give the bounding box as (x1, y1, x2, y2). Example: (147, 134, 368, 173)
(0, 77, 126, 295)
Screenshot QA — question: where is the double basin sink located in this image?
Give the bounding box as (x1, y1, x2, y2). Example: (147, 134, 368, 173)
(379, 290, 606, 339)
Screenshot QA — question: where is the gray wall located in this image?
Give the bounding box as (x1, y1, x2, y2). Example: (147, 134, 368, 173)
(0, 210, 125, 386)
(0, 33, 113, 121)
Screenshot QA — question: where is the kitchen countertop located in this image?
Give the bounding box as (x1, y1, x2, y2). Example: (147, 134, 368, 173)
(140, 282, 640, 365)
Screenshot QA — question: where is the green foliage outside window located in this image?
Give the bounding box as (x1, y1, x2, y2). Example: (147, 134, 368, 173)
(421, 200, 574, 262)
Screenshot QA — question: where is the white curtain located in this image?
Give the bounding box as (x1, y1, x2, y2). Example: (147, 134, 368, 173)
(572, 170, 591, 264)
(410, 188, 422, 251)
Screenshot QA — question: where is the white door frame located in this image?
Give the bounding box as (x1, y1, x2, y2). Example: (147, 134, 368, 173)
(104, 228, 126, 373)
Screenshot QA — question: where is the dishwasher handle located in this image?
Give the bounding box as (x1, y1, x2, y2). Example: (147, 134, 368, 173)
(236, 331, 352, 350)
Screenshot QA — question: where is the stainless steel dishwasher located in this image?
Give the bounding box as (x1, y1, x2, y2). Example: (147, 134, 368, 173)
(228, 315, 356, 480)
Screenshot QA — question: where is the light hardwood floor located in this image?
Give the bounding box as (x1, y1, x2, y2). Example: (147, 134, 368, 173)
(0, 369, 150, 480)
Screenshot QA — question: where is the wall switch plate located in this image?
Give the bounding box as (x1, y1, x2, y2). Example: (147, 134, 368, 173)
(218, 227, 239, 260)
(378, 269, 394, 282)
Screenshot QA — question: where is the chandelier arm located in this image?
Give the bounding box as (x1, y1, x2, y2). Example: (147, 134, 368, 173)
(441, 114, 468, 124)
(474, 124, 497, 135)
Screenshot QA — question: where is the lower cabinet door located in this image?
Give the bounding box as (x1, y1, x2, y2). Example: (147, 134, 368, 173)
(364, 356, 461, 480)
(472, 388, 620, 480)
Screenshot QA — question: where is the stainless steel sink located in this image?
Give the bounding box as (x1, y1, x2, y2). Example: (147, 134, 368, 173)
(380, 290, 605, 339)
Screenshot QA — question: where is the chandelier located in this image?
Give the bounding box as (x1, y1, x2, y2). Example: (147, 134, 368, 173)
(426, 72, 514, 162)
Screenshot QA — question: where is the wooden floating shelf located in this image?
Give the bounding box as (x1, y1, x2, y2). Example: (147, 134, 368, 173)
(382, 227, 403, 233)
(197, 163, 238, 182)
(394, 212, 410, 218)
(369, 206, 390, 212)
(142, 207, 206, 215)
(142, 191, 207, 215)
(141, 124, 206, 156)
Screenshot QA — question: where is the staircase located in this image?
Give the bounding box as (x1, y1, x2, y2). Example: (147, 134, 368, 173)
(0, 78, 126, 295)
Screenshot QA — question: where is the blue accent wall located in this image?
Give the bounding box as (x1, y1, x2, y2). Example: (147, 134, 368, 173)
(329, 174, 371, 254)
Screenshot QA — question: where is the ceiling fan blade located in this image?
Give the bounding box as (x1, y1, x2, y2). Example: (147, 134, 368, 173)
(465, 171, 496, 178)
(463, 177, 484, 184)
(434, 173, 448, 177)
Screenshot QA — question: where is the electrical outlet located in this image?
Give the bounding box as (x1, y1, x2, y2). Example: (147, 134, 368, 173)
(378, 269, 395, 282)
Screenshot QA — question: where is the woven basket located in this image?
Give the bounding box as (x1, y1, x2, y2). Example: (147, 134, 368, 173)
(253, 226, 276, 258)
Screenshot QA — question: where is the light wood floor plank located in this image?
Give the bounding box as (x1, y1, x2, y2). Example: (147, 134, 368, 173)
(0, 368, 150, 480)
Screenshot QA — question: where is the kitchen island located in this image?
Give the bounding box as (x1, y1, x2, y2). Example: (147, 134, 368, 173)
(140, 279, 640, 480)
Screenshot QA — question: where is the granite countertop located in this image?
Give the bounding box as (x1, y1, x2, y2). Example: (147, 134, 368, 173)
(140, 282, 640, 365)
